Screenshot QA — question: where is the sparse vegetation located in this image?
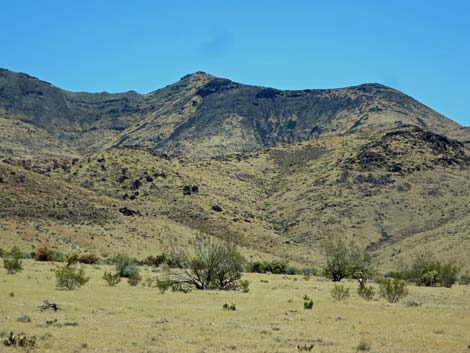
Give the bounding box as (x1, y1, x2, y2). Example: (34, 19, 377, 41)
(379, 278, 408, 303)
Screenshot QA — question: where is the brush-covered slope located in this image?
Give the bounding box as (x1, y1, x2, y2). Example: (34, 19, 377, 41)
(0, 68, 463, 158)
(2, 126, 468, 270)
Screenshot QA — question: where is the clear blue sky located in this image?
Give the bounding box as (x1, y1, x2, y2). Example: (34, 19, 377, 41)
(1, 0, 469, 125)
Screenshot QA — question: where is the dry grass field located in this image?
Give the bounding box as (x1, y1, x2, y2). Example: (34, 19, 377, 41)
(1, 261, 469, 353)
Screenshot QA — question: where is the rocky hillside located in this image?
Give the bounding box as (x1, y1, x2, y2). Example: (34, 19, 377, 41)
(1, 68, 469, 270)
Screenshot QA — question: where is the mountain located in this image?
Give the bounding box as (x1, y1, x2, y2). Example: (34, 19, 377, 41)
(0, 68, 465, 158)
(0, 68, 469, 271)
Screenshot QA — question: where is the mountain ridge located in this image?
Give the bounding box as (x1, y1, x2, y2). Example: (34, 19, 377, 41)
(0, 68, 465, 159)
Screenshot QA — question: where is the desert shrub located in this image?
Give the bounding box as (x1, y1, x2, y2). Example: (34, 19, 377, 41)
(440, 263, 460, 288)
(171, 283, 192, 293)
(139, 252, 183, 268)
(330, 284, 350, 301)
(127, 271, 142, 286)
(113, 255, 139, 278)
(3, 257, 23, 274)
(384, 270, 409, 281)
(406, 253, 459, 288)
(379, 278, 408, 303)
(2, 332, 36, 348)
(65, 253, 80, 266)
(34, 246, 64, 262)
(239, 279, 250, 293)
(156, 278, 171, 293)
(303, 295, 314, 309)
(357, 285, 375, 300)
(171, 232, 246, 290)
(3, 247, 24, 274)
(78, 253, 99, 265)
(247, 259, 289, 274)
(55, 265, 89, 290)
(222, 303, 236, 311)
(102, 271, 121, 286)
(356, 339, 371, 351)
(459, 271, 470, 285)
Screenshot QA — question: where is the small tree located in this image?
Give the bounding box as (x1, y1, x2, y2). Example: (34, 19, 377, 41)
(322, 240, 351, 282)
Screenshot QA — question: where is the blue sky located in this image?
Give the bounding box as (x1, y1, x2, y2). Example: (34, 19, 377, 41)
(1, 0, 469, 125)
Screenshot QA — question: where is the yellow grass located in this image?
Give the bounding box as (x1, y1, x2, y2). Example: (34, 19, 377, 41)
(1, 261, 469, 352)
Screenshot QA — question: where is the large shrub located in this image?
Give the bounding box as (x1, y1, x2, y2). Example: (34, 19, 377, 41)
(3, 247, 23, 274)
(113, 255, 139, 278)
(34, 246, 64, 262)
(407, 253, 459, 288)
(171, 232, 246, 290)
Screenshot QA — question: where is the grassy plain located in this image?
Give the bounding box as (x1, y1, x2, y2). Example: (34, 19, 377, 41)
(1, 261, 469, 353)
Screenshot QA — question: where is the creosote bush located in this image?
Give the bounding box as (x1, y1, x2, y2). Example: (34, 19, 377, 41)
(330, 284, 350, 301)
(239, 279, 250, 293)
(55, 265, 89, 290)
(102, 271, 121, 286)
(379, 278, 408, 303)
(127, 271, 142, 286)
(3, 247, 23, 274)
(170, 232, 245, 290)
(156, 278, 171, 293)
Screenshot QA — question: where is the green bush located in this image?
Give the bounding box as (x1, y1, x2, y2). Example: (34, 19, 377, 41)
(459, 271, 470, 285)
(78, 253, 99, 265)
(248, 259, 289, 274)
(379, 278, 408, 303)
(303, 295, 314, 309)
(239, 279, 250, 293)
(357, 285, 375, 300)
(102, 271, 121, 286)
(127, 271, 142, 286)
(113, 255, 139, 278)
(3, 257, 23, 274)
(330, 284, 350, 301)
(171, 232, 246, 290)
(55, 265, 89, 290)
(156, 278, 171, 293)
(222, 303, 236, 311)
(3, 247, 24, 274)
(34, 246, 64, 262)
(407, 253, 459, 288)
